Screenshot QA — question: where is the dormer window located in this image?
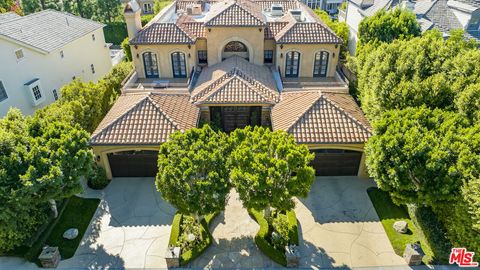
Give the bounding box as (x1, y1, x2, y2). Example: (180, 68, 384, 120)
(15, 49, 24, 61)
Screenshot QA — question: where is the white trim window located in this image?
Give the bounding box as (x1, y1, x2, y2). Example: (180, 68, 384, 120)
(15, 48, 25, 61)
(0, 81, 8, 102)
(144, 3, 153, 13)
(25, 78, 45, 106)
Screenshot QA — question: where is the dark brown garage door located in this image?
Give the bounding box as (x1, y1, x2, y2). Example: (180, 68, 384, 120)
(108, 150, 158, 177)
(311, 149, 362, 176)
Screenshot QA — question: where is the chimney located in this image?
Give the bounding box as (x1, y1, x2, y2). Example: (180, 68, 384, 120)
(124, 0, 142, 40)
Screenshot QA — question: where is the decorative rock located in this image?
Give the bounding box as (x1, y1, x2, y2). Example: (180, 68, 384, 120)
(165, 246, 181, 268)
(63, 228, 79, 240)
(285, 245, 301, 268)
(393, 220, 408, 234)
(38, 246, 61, 268)
(403, 243, 425, 265)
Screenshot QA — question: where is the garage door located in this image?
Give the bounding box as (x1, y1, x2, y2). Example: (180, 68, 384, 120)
(311, 149, 362, 176)
(108, 150, 158, 177)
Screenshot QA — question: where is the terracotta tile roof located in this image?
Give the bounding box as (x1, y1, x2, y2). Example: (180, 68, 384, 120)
(265, 22, 289, 39)
(191, 56, 279, 104)
(90, 93, 199, 145)
(275, 20, 342, 44)
(254, 0, 300, 11)
(271, 91, 371, 144)
(204, 0, 266, 26)
(130, 23, 195, 45)
(180, 22, 206, 38)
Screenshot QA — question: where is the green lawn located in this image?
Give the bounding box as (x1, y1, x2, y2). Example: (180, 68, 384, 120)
(367, 187, 434, 264)
(45, 196, 100, 259)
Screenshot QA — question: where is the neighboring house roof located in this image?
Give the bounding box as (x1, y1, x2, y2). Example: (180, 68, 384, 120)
(90, 93, 199, 145)
(0, 12, 20, 24)
(271, 91, 371, 144)
(275, 20, 342, 44)
(360, 0, 398, 16)
(0, 10, 104, 53)
(424, 0, 465, 34)
(254, 0, 300, 11)
(130, 23, 196, 44)
(204, 0, 266, 26)
(191, 55, 279, 104)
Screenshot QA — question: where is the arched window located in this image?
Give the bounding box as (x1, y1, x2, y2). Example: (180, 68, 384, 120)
(313, 51, 329, 77)
(171, 52, 187, 78)
(143, 52, 159, 78)
(285, 51, 300, 77)
(223, 41, 248, 52)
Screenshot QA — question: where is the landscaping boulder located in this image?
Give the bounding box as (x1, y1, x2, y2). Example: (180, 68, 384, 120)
(63, 228, 79, 240)
(393, 220, 408, 233)
(285, 245, 300, 268)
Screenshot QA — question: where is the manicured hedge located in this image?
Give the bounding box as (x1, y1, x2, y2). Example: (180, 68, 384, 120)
(407, 204, 452, 263)
(168, 212, 218, 265)
(248, 209, 299, 267)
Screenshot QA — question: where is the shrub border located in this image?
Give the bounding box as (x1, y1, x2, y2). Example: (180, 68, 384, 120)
(168, 212, 218, 265)
(248, 209, 299, 267)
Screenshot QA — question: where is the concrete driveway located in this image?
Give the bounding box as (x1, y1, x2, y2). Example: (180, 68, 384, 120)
(59, 178, 176, 269)
(295, 176, 406, 268)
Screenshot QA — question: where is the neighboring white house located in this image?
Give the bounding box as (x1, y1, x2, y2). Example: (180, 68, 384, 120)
(0, 10, 112, 117)
(122, 0, 155, 14)
(302, 0, 345, 14)
(341, 0, 480, 54)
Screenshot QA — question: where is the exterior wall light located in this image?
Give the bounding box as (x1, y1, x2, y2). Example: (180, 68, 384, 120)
(134, 45, 138, 49)
(335, 44, 338, 49)
(136, 53, 139, 58)
(333, 53, 335, 58)
(259, 28, 262, 32)
(188, 44, 191, 49)
(188, 53, 191, 58)
(280, 53, 283, 58)
(280, 44, 283, 49)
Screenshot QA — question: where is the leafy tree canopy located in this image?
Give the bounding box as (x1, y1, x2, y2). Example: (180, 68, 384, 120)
(365, 107, 479, 206)
(358, 8, 421, 46)
(357, 30, 480, 120)
(229, 126, 315, 213)
(314, 9, 349, 57)
(156, 125, 231, 219)
(0, 109, 92, 251)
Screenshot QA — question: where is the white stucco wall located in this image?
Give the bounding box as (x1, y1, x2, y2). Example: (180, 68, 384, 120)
(0, 27, 112, 117)
(345, 1, 364, 54)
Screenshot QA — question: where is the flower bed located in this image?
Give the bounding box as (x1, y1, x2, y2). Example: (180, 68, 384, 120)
(248, 209, 299, 266)
(168, 212, 218, 265)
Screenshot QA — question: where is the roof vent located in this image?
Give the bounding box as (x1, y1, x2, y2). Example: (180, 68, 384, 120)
(290, 9, 303, 21)
(271, 4, 283, 16)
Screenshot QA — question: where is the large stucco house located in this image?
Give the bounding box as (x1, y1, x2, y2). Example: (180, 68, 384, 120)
(0, 10, 112, 117)
(91, 0, 372, 179)
(341, 0, 480, 54)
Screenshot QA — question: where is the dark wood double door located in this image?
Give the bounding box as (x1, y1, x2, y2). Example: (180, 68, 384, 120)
(210, 106, 261, 132)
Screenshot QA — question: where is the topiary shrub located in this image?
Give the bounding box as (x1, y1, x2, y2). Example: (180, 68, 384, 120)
(121, 37, 132, 61)
(248, 208, 299, 266)
(87, 165, 110, 190)
(168, 212, 218, 265)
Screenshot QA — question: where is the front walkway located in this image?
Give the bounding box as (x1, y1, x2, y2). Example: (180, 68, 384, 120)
(190, 190, 278, 268)
(296, 176, 407, 268)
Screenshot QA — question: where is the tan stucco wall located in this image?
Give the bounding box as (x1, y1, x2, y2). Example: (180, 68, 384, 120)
(205, 27, 265, 66)
(276, 43, 340, 78)
(196, 39, 207, 51)
(131, 44, 196, 78)
(92, 145, 160, 179)
(307, 143, 369, 179)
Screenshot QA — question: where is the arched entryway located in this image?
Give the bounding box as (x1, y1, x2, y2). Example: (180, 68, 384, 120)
(222, 41, 249, 61)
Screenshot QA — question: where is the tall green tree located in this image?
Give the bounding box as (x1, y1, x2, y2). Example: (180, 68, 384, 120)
(0, 109, 93, 251)
(357, 30, 479, 120)
(156, 125, 231, 225)
(314, 9, 349, 57)
(229, 126, 315, 216)
(358, 8, 421, 46)
(96, 0, 120, 23)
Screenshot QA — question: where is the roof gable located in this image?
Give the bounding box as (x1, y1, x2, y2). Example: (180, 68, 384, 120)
(205, 0, 266, 26)
(272, 91, 371, 144)
(130, 23, 195, 44)
(275, 21, 342, 44)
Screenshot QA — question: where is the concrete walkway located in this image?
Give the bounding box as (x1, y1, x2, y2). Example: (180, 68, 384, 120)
(296, 176, 407, 268)
(190, 190, 279, 268)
